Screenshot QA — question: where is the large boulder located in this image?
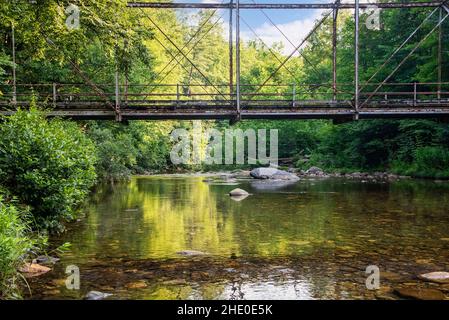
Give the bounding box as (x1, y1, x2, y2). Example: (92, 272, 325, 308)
(250, 168, 299, 181)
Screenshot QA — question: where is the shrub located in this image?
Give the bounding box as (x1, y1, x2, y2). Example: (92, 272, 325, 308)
(0, 195, 35, 299)
(0, 108, 97, 228)
(86, 122, 138, 181)
(86, 121, 175, 181)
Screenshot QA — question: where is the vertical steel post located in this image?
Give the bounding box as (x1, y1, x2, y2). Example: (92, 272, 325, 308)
(52, 83, 57, 108)
(332, 5, 339, 102)
(124, 39, 129, 107)
(413, 82, 417, 106)
(354, 0, 360, 117)
(12, 22, 17, 105)
(438, 7, 442, 100)
(115, 39, 121, 122)
(229, 0, 234, 100)
(115, 69, 121, 121)
(292, 83, 296, 107)
(176, 83, 180, 109)
(236, 0, 241, 119)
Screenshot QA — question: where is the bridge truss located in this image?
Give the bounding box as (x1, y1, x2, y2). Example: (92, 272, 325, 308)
(1, 1, 449, 122)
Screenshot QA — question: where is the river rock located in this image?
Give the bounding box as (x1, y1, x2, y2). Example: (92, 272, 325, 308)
(20, 263, 51, 277)
(125, 280, 148, 289)
(250, 167, 278, 179)
(229, 188, 249, 197)
(250, 168, 299, 181)
(176, 250, 207, 256)
(230, 194, 249, 202)
(85, 291, 113, 300)
(306, 166, 324, 175)
(33, 255, 60, 265)
(418, 271, 449, 284)
(394, 287, 446, 300)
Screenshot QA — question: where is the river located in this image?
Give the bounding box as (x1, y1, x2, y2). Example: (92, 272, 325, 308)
(27, 175, 449, 300)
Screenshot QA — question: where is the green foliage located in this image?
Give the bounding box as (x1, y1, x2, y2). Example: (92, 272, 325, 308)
(0, 108, 97, 228)
(393, 146, 449, 179)
(87, 121, 176, 181)
(0, 194, 35, 299)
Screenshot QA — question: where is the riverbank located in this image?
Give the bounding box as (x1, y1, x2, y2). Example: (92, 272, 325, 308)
(138, 167, 413, 183)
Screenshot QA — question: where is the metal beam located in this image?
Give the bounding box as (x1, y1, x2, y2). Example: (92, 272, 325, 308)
(236, 0, 241, 120)
(362, 7, 439, 89)
(127, 2, 444, 9)
(332, 1, 340, 101)
(438, 7, 443, 99)
(253, 10, 333, 95)
(361, 12, 449, 108)
(354, 0, 359, 116)
(229, 0, 234, 100)
(11, 22, 16, 105)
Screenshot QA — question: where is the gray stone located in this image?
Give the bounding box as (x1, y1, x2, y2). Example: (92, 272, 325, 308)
(176, 250, 207, 256)
(33, 255, 60, 265)
(250, 167, 279, 179)
(306, 166, 324, 175)
(229, 188, 249, 197)
(418, 271, 449, 284)
(85, 291, 113, 300)
(250, 168, 299, 181)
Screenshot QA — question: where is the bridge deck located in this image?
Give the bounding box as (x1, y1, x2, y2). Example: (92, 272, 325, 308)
(2, 83, 449, 120)
(2, 100, 449, 120)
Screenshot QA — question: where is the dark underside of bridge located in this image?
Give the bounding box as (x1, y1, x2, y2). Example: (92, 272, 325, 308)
(2, 100, 449, 121)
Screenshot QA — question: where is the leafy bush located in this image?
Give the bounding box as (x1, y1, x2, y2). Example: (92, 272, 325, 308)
(393, 146, 449, 179)
(0, 108, 97, 228)
(86, 121, 175, 181)
(0, 195, 35, 299)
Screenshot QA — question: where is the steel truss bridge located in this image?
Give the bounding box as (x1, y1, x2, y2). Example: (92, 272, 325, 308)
(2, 1, 449, 122)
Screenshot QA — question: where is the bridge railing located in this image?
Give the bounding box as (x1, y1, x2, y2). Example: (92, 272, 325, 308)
(1, 82, 449, 109)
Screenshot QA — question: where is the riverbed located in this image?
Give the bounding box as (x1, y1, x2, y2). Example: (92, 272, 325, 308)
(27, 176, 449, 300)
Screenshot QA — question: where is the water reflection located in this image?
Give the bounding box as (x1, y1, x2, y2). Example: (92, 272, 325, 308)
(28, 176, 449, 300)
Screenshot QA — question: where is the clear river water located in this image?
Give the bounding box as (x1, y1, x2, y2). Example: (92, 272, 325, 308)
(27, 175, 449, 300)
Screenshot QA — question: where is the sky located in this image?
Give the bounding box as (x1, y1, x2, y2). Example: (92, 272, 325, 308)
(174, 0, 330, 55)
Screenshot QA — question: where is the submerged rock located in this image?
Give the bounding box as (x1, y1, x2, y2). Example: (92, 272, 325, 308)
(33, 255, 60, 265)
(229, 188, 249, 197)
(418, 271, 449, 284)
(176, 250, 207, 256)
(85, 291, 113, 300)
(394, 287, 445, 300)
(250, 168, 299, 181)
(125, 280, 148, 289)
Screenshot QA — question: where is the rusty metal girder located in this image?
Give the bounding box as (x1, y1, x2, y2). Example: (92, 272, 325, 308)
(127, 2, 445, 10)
